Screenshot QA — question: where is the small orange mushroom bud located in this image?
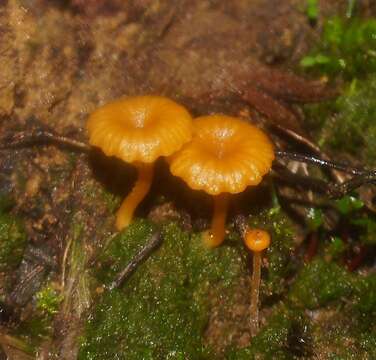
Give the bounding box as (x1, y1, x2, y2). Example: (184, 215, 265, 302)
(243, 228, 271, 337)
(170, 115, 274, 247)
(87, 95, 193, 230)
(244, 229, 271, 252)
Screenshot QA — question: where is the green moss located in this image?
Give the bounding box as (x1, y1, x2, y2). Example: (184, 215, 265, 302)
(306, 0, 319, 22)
(80, 221, 246, 359)
(306, 208, 324, 231)
(300, 17, 376, 79)
(231, 260, 376, 359)
(227, 308, 311, 359)
(289, 258, 376, 329)
(289, 259, 352, 309)
(82, 182, 121, 213)
(352, 274, 376, 322)
(334, 196, 364, 215)
(36, 285, 63, 316)
(301, 17, 376, 165)
(16, 314, 52, 342)
(305, 75, 376, 166)
(0, 210, 27, 271)
(328, 78, 376, 164)
(325, 236, 347, 260)
(351, 216, 376, 245)
(359, 332, 376, 358)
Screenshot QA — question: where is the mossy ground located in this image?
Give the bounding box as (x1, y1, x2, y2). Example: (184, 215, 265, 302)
(79, 11, 376, 359)
(1, 2, 376, 359)
(79, 207, 298, 359)
(79, 221, 246, 359)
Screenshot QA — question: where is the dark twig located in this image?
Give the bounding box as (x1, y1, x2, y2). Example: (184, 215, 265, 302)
(332, 170, 376, 195)
(276, 151, 365, 175)
(0, 130, 90, 153)
(304, 232, 319, 263)
(273, 163, 376, 199)
(107, 230, 162, 291)
(272, 125, 346, 183)
(275, 193, 332, 209)
(272, 164, 331, 194)
(347, 245, 367, 272)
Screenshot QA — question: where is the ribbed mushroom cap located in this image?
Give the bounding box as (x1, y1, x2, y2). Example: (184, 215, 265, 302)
(87, 95, 192, 163)
(170, 115, 274, 195)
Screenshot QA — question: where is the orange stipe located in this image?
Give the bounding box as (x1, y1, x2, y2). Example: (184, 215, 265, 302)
(115, 163, 154, 230)
(204, 194, 229, 248)
(244, 229, 271, 252)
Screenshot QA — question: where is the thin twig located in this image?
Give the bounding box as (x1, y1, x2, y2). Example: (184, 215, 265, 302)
(276, 193, 332, 209)
(272, 164, 331, 194)
(273, 163, 376, 199)
(61, 235, 74, 290)
(333, 170, 376, 196)
(272, 125, 346, 183)
(0, 130, 90, 153)
(276, 151, 365, 175)
(107, 230, 162, 290)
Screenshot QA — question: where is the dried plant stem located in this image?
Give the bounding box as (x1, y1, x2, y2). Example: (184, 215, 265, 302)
(0, 130, 90, 152)
(250, 251, 262, 337)
(108, 230, 162, 290)
(0, 333, 34, 356)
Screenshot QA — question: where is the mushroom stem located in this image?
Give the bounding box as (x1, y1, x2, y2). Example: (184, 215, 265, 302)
(250, 251, 262, 337)
(205, 194, 229, 247)
(116, 163, 154, 230)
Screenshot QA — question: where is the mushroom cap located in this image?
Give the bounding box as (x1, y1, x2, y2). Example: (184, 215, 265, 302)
(244, 229, 271, 252)
(87, 95, 193, 164)
(169, 115, 274, 195)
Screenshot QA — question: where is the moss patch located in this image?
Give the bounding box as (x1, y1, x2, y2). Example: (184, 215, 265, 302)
(226, 307, 311, 359)
(300, 17, 376, 79)
(79, 221, 247, 359)
(289, 259, 352, 309)
(0, 199, 27, 271)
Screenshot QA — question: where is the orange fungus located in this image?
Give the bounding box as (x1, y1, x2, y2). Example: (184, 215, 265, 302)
(170, 115, 274, 247)
(244, 229, 271, 252)
(87, 95, 193, 230)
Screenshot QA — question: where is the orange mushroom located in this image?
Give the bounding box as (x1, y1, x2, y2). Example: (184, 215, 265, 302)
(244, 228, 271, 336)
(169, 115, 274, 247)
(87, 95, 192, 230)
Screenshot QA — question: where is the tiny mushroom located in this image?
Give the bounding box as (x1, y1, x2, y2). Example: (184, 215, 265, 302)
(87, 95, 193, 230)
(169, 115, 274, 247)
(244, 228, 271, 336)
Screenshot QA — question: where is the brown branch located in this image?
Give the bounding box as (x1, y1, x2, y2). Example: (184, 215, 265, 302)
(272, 162, 376, 199)
(0, 130, 90, 153)
(107, 230, 162, 290)
(276, 151, 365, 175)
(272, 125, 346, 183)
